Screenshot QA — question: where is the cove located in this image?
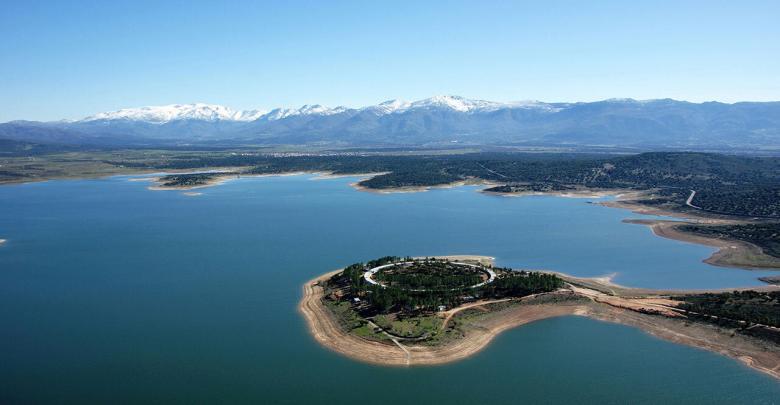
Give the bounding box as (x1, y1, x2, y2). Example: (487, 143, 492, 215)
(0, 174, 777, 403)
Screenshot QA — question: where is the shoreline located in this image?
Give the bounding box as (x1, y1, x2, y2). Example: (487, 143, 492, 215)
(349, 178, 500, 194)
(18, 169, 779, 272)
(480, 187, 625, 200)
(506, 187, 780, 272)
(147, 174, 238, 191)
(7, 170, 777, 272)
(299, 267, 780, 378)
(146, 170, 386, 192)
(625, 219, 780, 270)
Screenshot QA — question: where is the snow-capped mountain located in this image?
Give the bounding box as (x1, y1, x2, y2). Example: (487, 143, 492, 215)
(3, 97, 779, 149)
(360, 96, 561, 115)
(78, 96, 559, 124)
(364, 99, 413, 115)
(81, 102, 354, 123)
(402, 95, 563, 113)
(261, 104, 349, 121)
(82, 103, 261, 123)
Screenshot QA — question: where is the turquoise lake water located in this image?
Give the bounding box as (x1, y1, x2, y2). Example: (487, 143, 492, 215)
(0, 175, 778, 403)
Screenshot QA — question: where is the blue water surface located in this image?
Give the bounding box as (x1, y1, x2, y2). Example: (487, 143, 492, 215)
(0, 175, 777, 403)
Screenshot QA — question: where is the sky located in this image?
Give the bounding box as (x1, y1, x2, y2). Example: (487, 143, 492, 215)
(1, 0, 779, 121)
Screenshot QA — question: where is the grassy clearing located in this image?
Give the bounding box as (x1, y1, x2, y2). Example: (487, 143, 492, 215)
(324, 301, 388, 341)
(373, 314, 442, 338)
(324, 301, 364, 330)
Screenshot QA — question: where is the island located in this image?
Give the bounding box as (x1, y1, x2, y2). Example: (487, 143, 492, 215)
(149, 172, 238, 190)
(300, 256, 780, 379)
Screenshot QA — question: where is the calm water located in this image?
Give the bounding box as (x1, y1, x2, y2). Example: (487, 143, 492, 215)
(0, 175, 778, 403)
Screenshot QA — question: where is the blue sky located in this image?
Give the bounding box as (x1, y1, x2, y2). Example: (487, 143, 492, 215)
(1, 0, 778, 121)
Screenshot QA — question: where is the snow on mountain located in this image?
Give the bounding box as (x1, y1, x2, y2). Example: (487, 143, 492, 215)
(364, 99, 413, 114)
(7, 98, 779, 149)
(415, 96, 561, 113)
(365, 96, 560, 115)
(81, 103, 256, 123)
(409, 95, 500, 112)
(232, 109, 268, 121)
(78, 97, 560, 124)
(261, 104, 348, 121)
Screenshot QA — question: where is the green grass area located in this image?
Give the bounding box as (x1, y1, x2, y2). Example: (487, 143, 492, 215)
(324, 301, 364, 330)
(351, 324, 389, 341)
(324, 301, 390, 341)
(373, 314, 442, 338)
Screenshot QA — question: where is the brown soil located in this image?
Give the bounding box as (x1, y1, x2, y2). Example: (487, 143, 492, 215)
(626, 219, 780, 270)
(299, 270, 780, 378)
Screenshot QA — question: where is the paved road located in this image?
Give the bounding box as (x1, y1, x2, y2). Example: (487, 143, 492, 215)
(685, 189, 701, 209)
(363, 261, 497, 291)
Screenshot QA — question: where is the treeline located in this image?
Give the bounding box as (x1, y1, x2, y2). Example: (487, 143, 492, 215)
(375, 260, 484, 290)
(676, 291, 780, 329)
(159, 173, 229, 187)
(336, 256, 401, 288)
(362, 269, 562, 314)
(481, 271, 564, 298)
(377, 272, 482, 290)
(690, 187, 780, 218)
(485, 183, 574, 193)
(107, 151, 780, 218)
(364, 284, 465, 314)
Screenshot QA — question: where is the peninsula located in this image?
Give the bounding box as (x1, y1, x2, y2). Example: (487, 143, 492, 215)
(300, 256, 780, 379)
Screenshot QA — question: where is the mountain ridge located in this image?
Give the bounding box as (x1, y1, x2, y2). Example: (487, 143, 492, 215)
(74, 95, 558, 124)
(1, 96, 779, 150)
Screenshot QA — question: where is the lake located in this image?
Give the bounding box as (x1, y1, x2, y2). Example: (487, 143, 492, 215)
(0, 174, 778, 403)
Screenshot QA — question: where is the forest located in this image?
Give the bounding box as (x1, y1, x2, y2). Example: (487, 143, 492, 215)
(374, 260, 484, 290)
(675, 291, 780, 343)
(327, 258, 563, 316)
(6, 149, 778, 218)
(104, 151, 780, 218)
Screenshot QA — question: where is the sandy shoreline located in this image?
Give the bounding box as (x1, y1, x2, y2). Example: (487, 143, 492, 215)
(146, 171, 241, 191)
(349, 178, 500, 194)
(299, 268, 780, 378)
(626, 219, 780, 270)
(17, 167, 778, 273)
(144, 170, 386, 192)
(481, 187, 625, 199)
(353, 181, 780, 272)
(153, 169, 779, 272)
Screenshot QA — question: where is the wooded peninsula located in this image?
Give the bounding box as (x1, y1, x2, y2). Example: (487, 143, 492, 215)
(300, 256, 780, 378)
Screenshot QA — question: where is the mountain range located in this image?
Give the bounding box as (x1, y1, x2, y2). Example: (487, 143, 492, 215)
(2, 96, 779, 150)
